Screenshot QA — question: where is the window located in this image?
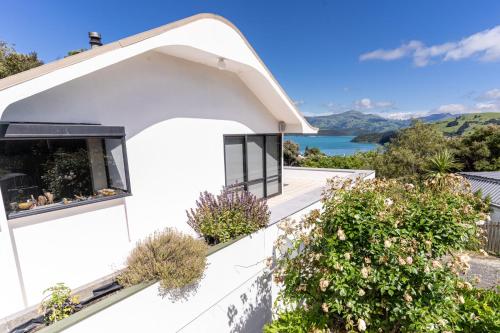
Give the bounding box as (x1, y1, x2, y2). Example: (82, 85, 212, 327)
(0, 124, 130, 219)
(224, 134, 282, 199)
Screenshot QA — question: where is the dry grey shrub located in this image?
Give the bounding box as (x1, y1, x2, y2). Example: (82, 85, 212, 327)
(117, 228, 208, 291)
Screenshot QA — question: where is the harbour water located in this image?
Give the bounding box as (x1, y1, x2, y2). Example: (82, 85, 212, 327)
(285, 135, 378, 156)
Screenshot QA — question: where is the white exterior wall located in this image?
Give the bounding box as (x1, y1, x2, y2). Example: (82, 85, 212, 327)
(0, 51, 279, 317)
(59, 201, 323, 333)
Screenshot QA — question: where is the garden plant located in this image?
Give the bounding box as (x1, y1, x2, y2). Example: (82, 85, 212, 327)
(187, 187, 270, 245)
(118, 228, 207, 291)
(39, 283, 80, 324)
(265, 175, 499, 332)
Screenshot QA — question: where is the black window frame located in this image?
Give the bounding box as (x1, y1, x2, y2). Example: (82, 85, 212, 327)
(0, 123, 132, 220)
(223, 133, 282, 199)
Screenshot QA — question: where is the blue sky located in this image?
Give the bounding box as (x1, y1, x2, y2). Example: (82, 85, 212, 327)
(2, 0, 500, 119)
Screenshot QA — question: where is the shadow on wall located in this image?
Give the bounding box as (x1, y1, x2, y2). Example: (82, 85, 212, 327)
(1, 50, 278, 138)
(227, 271, 273, 333)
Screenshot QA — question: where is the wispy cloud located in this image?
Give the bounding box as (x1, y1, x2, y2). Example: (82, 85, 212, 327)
(478, 88, 500, 100)
(360, 26, 500, 67)
(300, 111, 334, 117)
(293, 99, 305, 106)
(354, 98, 395, 110)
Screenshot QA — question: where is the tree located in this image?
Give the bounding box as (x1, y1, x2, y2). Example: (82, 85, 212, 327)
(425, 149, 461, 189)
(0, 41, 43, 79)
(452, 125, 500, 171)
(284, 140, 300, 166)
(372, 122, 448, 182)
(304, 146, 323, 157)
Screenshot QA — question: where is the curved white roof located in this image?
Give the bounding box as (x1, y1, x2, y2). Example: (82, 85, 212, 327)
(0, 13, 316, 134)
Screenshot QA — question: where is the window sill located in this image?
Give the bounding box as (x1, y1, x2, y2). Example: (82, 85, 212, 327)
(7, 193, 131, 220)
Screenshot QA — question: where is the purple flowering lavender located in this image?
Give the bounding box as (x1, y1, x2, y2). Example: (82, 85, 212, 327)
(187, 187, 270, 245)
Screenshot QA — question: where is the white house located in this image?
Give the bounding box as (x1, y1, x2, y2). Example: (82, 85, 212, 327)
(0, 13, 317, 319)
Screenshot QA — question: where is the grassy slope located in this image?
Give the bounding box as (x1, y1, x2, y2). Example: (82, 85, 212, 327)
(432, 112, 500, 136)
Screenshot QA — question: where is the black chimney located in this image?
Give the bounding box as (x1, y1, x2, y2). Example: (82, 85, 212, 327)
(88, 32, 102, 48)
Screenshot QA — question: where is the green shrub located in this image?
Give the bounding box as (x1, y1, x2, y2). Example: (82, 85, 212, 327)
(265, 175, 493, 332)
(117, 229, 207, 290)
(39, 283, 80, 324)
(187, 187, 270, 245)
(300, 151, 377, 170)
(284, 140, 301, 166)
(457, 287, 500, 332)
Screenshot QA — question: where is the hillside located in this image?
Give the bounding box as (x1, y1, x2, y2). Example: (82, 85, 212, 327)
(305, 110, 408, 135)
(431, 112, 500, 136)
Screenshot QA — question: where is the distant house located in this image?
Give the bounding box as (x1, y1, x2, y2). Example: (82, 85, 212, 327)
(0, 14, 316, 318)
(460, 172, 500, 222)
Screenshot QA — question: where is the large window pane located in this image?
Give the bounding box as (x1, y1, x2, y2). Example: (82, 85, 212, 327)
(266, 135, 280, 177)
(0, 137, 129, 218)
(248, 181, 265, 198)
(224, 137, 245, 186)
(266, 135, 281, 196)
(224, 134, 281, 199)
(246, 136, 264, 181)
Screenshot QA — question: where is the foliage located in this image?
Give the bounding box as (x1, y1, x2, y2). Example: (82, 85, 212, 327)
(452, 125, 500, 171)
(304, 146, 323, 157)
(265, 175, 493, 333)
(284, 140, 301, 166)
(457, 287, 500, 332)
(39, 283, 80, 324)
(66, 49, 87, 57)
(187, 187, 270, 244)
(0, 41, 43, 79)
(41, 148, 92, 199)
(371, 122, 448, 182)
(296, 122, 499, 182)
(300, 151, 377, 170)
(117, 229, 207, 290)
(425, 150, 461, 188)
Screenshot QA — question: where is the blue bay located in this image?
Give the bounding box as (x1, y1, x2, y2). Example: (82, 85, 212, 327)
(285, 135, 378, 156)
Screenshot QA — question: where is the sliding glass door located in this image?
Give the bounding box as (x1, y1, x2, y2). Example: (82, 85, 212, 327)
(224, 134, 282, 199)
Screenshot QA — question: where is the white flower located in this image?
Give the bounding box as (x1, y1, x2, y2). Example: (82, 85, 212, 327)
(358, 289, 365, 296)
(458, 295, 465, 304)
(404, 183, 415, 191)
(403, 292, 413, 303)
(358, 318, 367, 331)
(384, 239, 392, 248)
(384, 198, 394, 207)
(319, 278, 330, 292)
(364, 257, 371, 264)
(322, 302, 329, 313)
(406, 256, 413, 265)
(476, 220, 485, 226)
(265, 257, 273, 269)
(337, 228, 346, 241)
(398, 257, 406, 266)
(344, 252, 351, 260)
(432, 260, 442, 269)
(361, 266, 369, 278)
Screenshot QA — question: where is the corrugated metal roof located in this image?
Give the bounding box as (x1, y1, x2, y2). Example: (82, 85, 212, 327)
(460, 172, 500, 206)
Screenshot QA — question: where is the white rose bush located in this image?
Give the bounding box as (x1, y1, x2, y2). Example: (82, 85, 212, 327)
(264, 175, 499, 332)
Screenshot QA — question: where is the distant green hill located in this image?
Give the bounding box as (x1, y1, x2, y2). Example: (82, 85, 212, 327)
(349, 112, 500, 144)
(305, 110, 408, 135)
(431, 112, 500, 136)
